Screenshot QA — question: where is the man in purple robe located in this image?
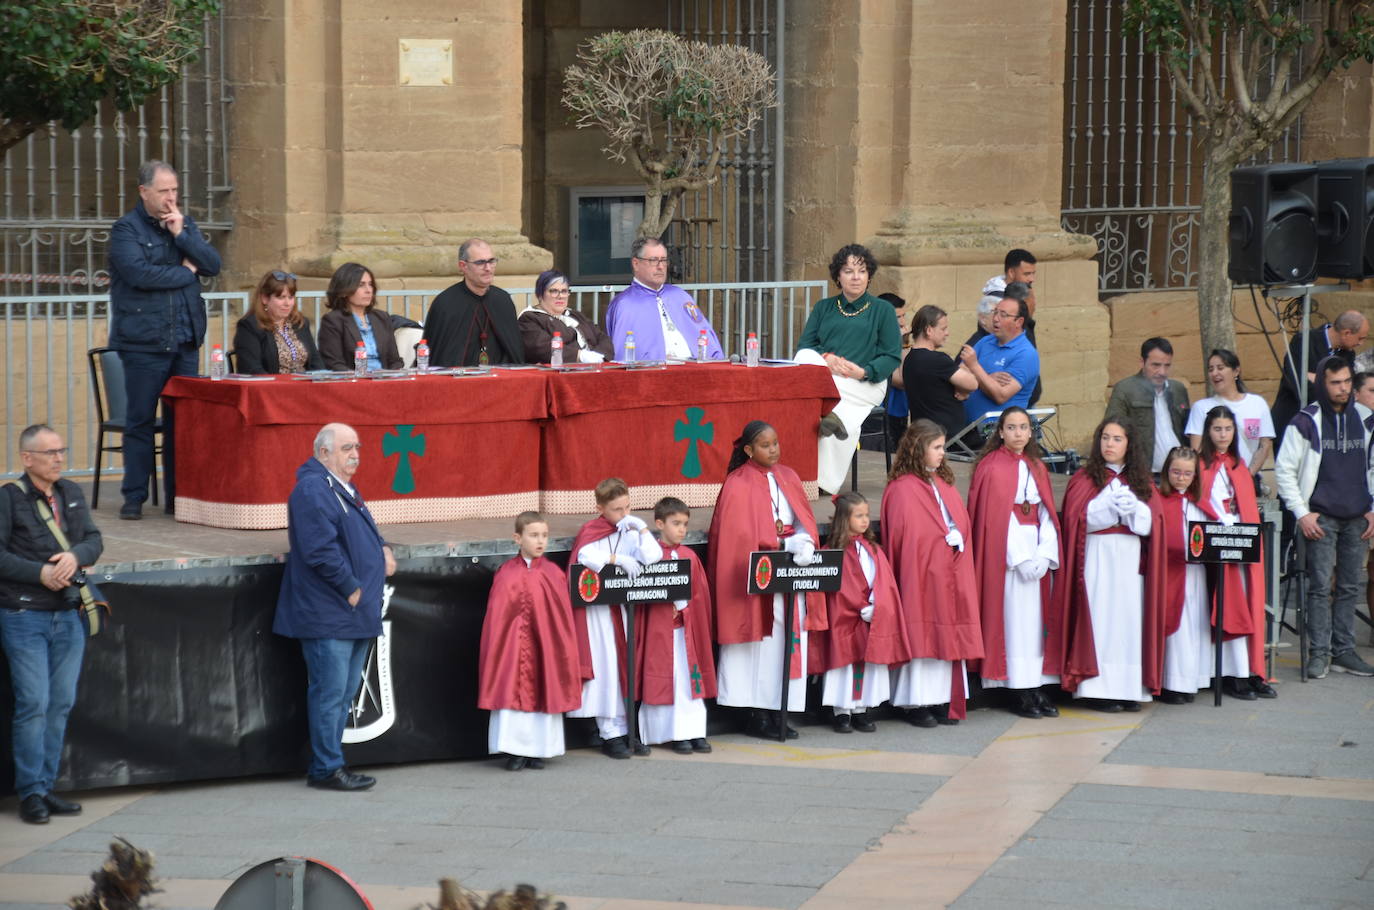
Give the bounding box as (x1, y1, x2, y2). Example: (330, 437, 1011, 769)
(605, 238, 724, 362)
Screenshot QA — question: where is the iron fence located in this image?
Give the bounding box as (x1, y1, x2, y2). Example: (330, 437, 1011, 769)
(1, 279, 828, 479)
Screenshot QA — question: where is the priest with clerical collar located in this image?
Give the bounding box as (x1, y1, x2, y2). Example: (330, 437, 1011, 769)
(423, 239, 525, 367)
(605, 237, 723, 362)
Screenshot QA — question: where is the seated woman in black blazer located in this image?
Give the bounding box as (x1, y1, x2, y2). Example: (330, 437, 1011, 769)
(232, 270, 325, 374)
(316, 262, 404, 371)
(518, 268, 614, 364)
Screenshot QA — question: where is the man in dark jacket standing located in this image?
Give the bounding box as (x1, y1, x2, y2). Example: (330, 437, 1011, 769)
(1, 425, 103, 823)
(275, 423, 394, 791)
(108, 160, 221, 520)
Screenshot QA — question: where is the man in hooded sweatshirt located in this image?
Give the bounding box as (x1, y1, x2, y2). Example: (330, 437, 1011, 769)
(1274, 357, 1374, 679)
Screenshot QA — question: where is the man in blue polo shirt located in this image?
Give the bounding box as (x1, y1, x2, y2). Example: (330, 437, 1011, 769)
(958, 294, 1039, 424)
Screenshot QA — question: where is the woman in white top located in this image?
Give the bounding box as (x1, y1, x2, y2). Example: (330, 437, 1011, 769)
(1185, 348, 1274, 475)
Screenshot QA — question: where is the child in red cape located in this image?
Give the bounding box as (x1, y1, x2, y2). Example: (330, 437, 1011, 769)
(478, 511, 584, 771)
(811, 491, 908, 733)
(636, 496, 718, 754)
(880, 419, 982, 726)
(708, 420, 826, 740)
(967, 406, 1063, 720)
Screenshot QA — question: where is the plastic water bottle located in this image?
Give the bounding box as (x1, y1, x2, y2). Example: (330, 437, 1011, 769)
(624, 330, 636, 364)
(209, 344, 227, 380)
(354, 341, 368, 377)
(415, 338, 430, 372)
(746, 331, 760, 367)
(697, 329, 710, 361)
(550, 331, 564, 367)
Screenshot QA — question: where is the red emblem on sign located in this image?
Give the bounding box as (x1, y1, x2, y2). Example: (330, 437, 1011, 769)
(754, 555, 773, 591)
(578, 567, 601, 603)
(1188, 524, 1205, 559)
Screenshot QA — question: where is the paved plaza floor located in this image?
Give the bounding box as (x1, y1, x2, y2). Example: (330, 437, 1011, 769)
(1, 640, 1371, 910)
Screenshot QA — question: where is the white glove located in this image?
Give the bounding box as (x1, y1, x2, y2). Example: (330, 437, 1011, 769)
(1014, 560, 1040, 583)
(1031, 557, 1051, 580)
(1218, 512, 1238, 526)
(612, 555, 643, 579)
(944, 528, 964, 550)
(791, 541, 818, 566)
(673, 599, 688, 612)
(1113, 489, 1139, 517)
(617, 515, 648, 533)
(859, 604, 874, 623)
(577, 349, 606, 364)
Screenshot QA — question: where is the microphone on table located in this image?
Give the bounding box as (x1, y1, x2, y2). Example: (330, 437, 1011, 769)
(729, 353, 741, 364)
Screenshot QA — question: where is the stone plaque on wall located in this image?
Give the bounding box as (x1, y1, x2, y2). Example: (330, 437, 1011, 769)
(399, 39, 453, 86)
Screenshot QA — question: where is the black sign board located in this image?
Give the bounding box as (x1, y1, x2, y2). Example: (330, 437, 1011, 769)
(568, 559, 693, 606)
(1185, 521, 1263, 564)
(746, 549, 845, 594)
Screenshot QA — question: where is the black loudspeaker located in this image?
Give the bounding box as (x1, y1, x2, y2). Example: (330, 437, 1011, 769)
(1315, 158, 1374, 279)
(1228, 163, 1318, 285)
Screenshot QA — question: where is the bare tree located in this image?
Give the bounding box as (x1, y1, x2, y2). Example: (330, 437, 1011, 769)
(1125, 0, 1374, 357)
(562, 29, 777, 239)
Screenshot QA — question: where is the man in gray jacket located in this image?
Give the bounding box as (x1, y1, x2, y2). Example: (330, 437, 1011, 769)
(1105, 337, 1190, 475)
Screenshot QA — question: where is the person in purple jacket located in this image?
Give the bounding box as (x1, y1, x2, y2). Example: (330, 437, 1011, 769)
(605, 237, 723, 362)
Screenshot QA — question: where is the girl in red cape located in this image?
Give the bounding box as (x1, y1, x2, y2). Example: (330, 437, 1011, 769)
(1197, 406, 1275, 700)
(967, 407, 1063, 720)
(1049, 419, 1168, 712)
(811, 491, 908, 733)
(478, 511, 585, 771)
(880, 419, 982, 726)
(708, 420, 826, 740)
(1157, 445, 1217, 704)
(636, 496, 718, 754)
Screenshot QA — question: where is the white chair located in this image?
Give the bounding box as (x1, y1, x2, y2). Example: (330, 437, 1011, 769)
(394, 326, 423, 368)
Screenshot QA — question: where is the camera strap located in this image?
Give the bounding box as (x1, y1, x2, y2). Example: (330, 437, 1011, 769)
(9, 479, 106, 632)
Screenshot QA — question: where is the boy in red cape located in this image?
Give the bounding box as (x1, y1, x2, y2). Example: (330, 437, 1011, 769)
(967, 407, 1063, 719)
(566, 477, 663, 759)
(636, 497, 717, 754)
(708, 420, 826, 740)
(880, 419, 983, 725)
(1196, 405, 1274, 699)
(478, 511, 584, 771)
(811, 491, 909, 733)
(1049, 419, 1168, 711)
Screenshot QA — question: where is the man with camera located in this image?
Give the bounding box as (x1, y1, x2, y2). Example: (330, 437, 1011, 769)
(0, 425, 103, 823)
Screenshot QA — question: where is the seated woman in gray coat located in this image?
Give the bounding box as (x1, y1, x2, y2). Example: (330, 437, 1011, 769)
(316, 262, 404, 371)
(518, 269, 614, 364)
(232, 270, 325, 374)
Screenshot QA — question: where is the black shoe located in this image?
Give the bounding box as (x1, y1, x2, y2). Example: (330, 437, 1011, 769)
(504, 755, 528, 771)
(833, 713, 854, 733)
(1182, 692, 1195, 703)
(1033, 691, 1060, 718)
(632, 739, 651, 756)
(307, 768, 375, 791)
(1119, 700, 1142, 712)
(601, 736, 632, 759)
(1249, 676, 1278, 699)
(906, 706, 939, 728)
(933, 703, 960, 725)
(1011, 691, 1042, 719)
(526, 757, 545, 769)
(42, 793, 81, 815)
(1222, 677, 1257, 701)
(1088, 699, 1123, 713)
(690, 738, 712, 753)
(19, 794, 49, 824)
(119, 501, 142, 521)
(1158, 690, 1188, 705)
(669, 739, 693, 754)
(852, 712, 877, 733)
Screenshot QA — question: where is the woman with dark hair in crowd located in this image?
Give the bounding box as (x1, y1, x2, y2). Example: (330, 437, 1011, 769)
(1185, 348, 1275, 478)
(316, 262, 403, 371)
(231, 270, 325, 374)
(1052, 419, 1168, 712)
(518, 269, 614, 364)
(902, 304, 978, 440)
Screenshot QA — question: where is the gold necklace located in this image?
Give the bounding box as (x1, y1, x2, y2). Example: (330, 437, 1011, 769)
(837, 296, 871, 318)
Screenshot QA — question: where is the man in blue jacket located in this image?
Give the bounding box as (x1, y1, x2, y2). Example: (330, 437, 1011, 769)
(107, 160, 221, 520)
(275, 423, 395, 791)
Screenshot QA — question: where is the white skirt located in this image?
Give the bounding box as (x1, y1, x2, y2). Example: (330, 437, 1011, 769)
(638, 627, 708, 744)
(1163, 564, 1249, 692)
(890, 658, 966, 708)
(717, 594, 809, 711)
(982, 566, 1060, 690)
(488, 709, 565, 758)
(567, 603, 626, 721)
(1075, 535, 1153, 703)
(821, 661, 891, 711)
(794, 348, 887, 493)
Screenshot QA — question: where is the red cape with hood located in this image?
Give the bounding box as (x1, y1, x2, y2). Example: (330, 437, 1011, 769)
(880, 472, 983, 718)
(1047, 469, 1168, 694)
(707, 460, 826, 644)
(478, 555, 584, 714)
(808, 537, 910, 673)
(967, 448, 1062, 680)
(635, 544, 718, 705)
(1197, 451, 1266, 673)
(568, 516, 628, 687)
(1157, 486, 1194, 637)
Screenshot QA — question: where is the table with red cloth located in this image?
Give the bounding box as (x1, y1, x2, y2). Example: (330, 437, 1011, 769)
(539, 362, 839, 513)
(162, 371, 549, 529)
(162, 363, 839, 529)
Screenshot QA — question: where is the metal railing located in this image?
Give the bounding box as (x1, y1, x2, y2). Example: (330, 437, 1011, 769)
(1, 279, 829, 479)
